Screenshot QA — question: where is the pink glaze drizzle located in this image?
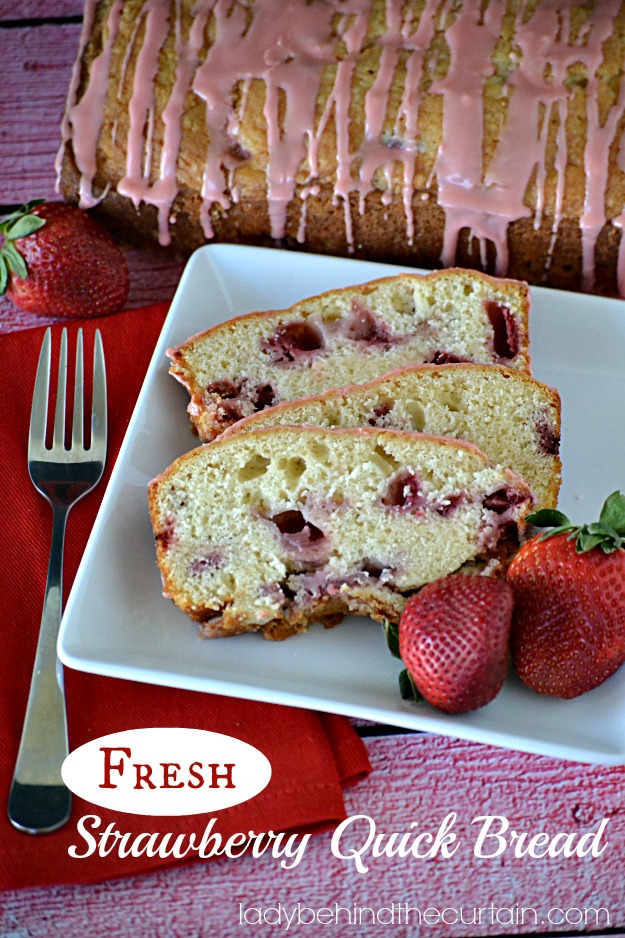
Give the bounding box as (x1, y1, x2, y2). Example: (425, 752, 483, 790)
(57, 0, 124, 205)
(577, 0, 625, 290)
(116, 0, 171, 210)
(59, 0, 625, 293)
(154, 0, 214, 244)
(55, 0, 98, 189)
(432, 1, 507, 271)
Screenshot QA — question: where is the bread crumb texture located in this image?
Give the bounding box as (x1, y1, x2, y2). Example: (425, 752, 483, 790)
(169, 270, 532, 441)
(148, 426, 534, 639)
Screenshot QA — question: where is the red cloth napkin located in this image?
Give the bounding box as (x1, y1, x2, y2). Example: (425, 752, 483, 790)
(0, 305, 370, 892)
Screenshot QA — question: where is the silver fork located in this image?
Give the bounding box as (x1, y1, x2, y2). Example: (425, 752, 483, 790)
(8, 327, 107, 835)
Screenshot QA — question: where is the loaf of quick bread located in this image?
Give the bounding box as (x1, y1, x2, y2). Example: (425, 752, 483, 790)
(225, 363, 562, 511)
(58, 0, 625, 295)
(168, 270, 531, 441)
(148, 426, 534, 639)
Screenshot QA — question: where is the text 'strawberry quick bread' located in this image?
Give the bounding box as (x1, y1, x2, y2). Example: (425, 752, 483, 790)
(148, 426, 534, 640)
(227, 364, 562, 510)
(168, 270, 531, 441)
(59, 0, 625, 296)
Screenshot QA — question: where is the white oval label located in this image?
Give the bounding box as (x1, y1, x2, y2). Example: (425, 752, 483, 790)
(62, 728, 272, 816)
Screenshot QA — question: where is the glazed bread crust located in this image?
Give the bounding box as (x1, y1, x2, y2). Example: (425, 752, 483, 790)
(148, 425, 534, 640)
(58, 0, 625, 295)
(168, 270, 531, 441)
(225, 363, 562, 511)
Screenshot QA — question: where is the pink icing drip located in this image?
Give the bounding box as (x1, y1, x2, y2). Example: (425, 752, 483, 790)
(62, 0, 625, 293)
(358, 0, 404, 215)
(117, 0, 170, 209)
(355, 0, 437, 244)
(116, 7, 144, 107)
(432, 1, 507, 270)
(61, 0, 123, 207)
(193, 0, 366, 241)
(489, 4, 579, 270)
(265, 7, 358, 239)
(395, 6, 437, 243)
(482, 5, 566, 270)
(192, 0, 247, 238)
(154, 0, 213, 245)
(437, 1, 623, 282)
(55, 0, 98, 190)
(578, 0, 625, 290)
(544, 84, 569, 277)
(312, 10, 369, 249)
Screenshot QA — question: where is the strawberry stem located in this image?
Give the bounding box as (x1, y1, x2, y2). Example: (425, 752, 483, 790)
(384, 619, 423, 702)
(383, 619, 401, 659)
(399, 669, 421, 702)
(527, 490, 625, 554)
(0, 200, 46, 295)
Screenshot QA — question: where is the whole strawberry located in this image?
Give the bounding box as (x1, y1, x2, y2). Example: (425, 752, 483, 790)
(0, 199, 129, 318)
(508, 491, 625, 699)
(390, 574, 514, 714)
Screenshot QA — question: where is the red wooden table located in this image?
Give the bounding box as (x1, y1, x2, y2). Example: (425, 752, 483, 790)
(0, 5, 623, 936)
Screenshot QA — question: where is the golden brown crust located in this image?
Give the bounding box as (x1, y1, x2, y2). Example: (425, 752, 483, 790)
(62, 149, 622, 295)
(196, 591, 405, 640)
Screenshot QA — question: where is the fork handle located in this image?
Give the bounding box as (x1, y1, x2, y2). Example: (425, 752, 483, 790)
(9, 504, 72, 834)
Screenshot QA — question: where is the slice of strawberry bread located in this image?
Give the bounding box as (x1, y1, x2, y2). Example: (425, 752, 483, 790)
(148, 425, 534, 640)
(168, 269, 531, 442)
(224, 363, 561, 510)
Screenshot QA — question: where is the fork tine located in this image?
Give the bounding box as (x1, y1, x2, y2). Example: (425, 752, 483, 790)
(11, 326, 108, 834)
(53, 328, 68, 450)
(72, 329, 84, 449)
(29, 327, 52, 451)
(90, 329, 107, 455)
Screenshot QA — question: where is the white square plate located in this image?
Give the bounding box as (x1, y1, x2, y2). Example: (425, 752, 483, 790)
(59, 245, 625, 764)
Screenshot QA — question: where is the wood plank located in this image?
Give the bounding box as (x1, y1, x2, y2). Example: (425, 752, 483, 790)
(0, 2, 82, 21)
(0, 735, 622, 936)
(0, 23, 79, 205)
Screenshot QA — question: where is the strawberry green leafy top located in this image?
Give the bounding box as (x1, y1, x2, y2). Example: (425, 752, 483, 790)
(0, 200, 46, 293)
(527, 490, 625, 554)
